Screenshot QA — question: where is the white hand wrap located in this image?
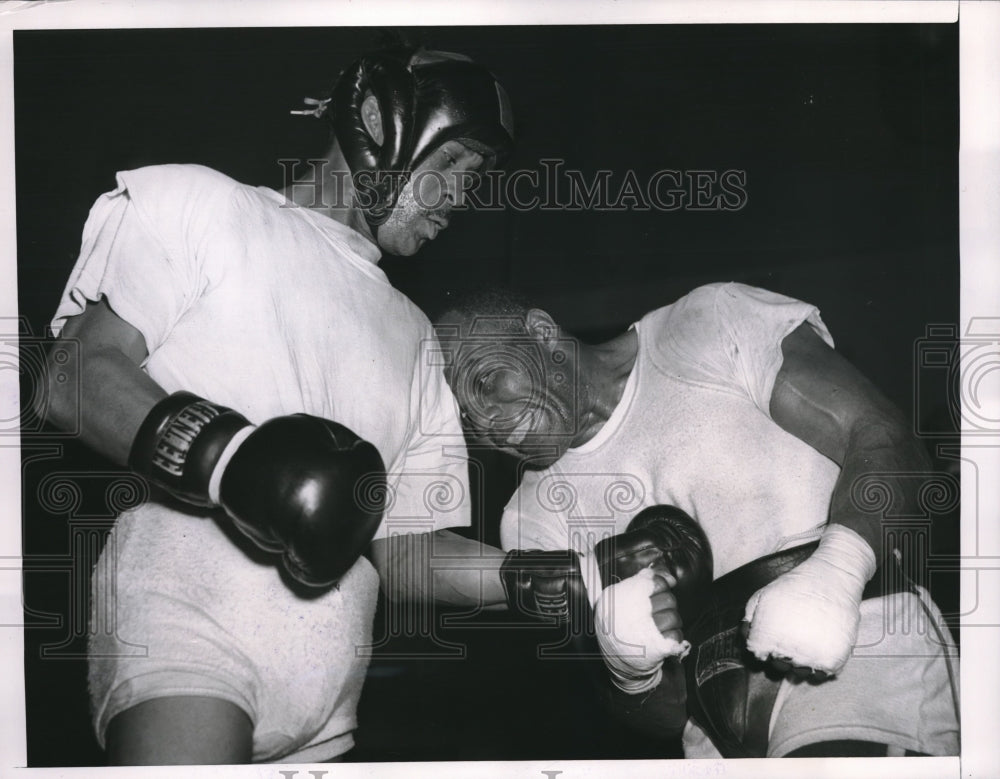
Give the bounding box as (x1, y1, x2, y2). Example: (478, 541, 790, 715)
(743, 524, 876, 675)
(594, 568, 691, 695)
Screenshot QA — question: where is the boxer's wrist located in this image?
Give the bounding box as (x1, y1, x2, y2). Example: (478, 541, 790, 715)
(814, 523, 877, 588)
(577, 550, 603, 609)
(595, 568, 691, 695)
(599, 657, 688, 740)
(608, 664, 663, 695)
(742, 524, 875, 676)
(128, 391, 252, 507)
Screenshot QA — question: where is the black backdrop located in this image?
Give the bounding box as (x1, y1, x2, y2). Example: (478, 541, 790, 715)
(15, 24, 960, 766)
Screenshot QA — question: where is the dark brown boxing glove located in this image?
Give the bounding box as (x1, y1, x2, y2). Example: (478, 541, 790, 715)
(499, 549, 592, 626)
(595, 504, 714, 627)
(589, 505, 713, 694)
(129, 391, 387, 589)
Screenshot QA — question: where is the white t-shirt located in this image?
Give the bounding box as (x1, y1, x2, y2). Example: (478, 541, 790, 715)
(501, 282, 839, 574)
(501, 282, 959, 756)
(51, 164, 471, 762)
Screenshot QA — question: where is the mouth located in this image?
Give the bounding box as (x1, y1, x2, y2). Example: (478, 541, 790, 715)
(503, 410, 537, 447)
(420, 220, 440, 241)
(425, 213, 450, 237)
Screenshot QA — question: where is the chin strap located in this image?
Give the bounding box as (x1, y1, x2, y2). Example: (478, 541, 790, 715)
(290, 96, 332, 118)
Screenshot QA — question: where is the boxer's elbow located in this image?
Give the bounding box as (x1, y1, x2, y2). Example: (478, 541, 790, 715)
(38, 334, 86, 434)
(39, 300, 158, 462)
(39, 338, 152, 464)
(845, 409, 932, 471)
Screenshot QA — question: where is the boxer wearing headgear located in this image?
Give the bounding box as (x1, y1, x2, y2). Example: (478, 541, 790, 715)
(43, 42, 515, 764)
(317, 47, 514, 233)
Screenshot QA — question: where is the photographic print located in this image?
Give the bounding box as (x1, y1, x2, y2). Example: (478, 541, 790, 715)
(2, 2, 996, 778)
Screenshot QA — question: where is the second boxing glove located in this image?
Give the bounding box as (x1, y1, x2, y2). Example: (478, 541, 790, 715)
(499, 548, 598, 625)
(591, 505, 714, 693)
(129, 391, 387, 588)
(602, 504, 714, 626)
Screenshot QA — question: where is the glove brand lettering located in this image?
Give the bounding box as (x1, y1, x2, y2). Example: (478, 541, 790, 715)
(694, 625, 745, 686)
(152, 401, 221, 477)
(534, 590, 569, 620)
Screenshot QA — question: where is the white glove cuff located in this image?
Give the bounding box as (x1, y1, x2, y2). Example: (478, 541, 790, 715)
(207, 425, 255, 504)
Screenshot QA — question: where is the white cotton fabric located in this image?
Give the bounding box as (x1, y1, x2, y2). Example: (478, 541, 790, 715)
(52, 164, 471, 762)
(501, 282, 959, 756)
(501, 283, 839, 573)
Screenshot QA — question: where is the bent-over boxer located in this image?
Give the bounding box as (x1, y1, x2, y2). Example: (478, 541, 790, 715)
(435, 282, 960, 757)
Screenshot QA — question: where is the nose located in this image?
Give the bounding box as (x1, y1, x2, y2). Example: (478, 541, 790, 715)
(449, 166, 484, 210)
(430, 175, 462, 213)
(464, 395, 526, 445)
(449, 176, 467, 209)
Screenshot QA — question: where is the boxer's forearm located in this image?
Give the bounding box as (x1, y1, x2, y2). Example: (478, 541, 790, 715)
(369, 530, 507, 608)
(42, 299, 164, 464)
(828, 413, 933, 564)
(771, 321, 933, 569)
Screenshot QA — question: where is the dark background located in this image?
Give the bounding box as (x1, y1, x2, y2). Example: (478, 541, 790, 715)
(15, 24, 961, 766)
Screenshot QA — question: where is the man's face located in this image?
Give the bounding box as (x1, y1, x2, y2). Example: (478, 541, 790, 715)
(375, 140, 485, 256)
(446, 331, 579, 467)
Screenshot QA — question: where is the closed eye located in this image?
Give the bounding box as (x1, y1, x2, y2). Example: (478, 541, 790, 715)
(476, 369, 498, 396)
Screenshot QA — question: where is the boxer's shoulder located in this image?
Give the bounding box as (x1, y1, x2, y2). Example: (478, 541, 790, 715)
(114, 164, 244, 214)
(117, 162, 239, 188)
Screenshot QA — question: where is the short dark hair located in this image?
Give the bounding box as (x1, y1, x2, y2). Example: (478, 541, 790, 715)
(433, 285, 535, 337)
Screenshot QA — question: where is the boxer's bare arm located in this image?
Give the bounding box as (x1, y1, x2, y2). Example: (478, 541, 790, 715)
(769, 322, 932, 561)
(42, 297, 166, 463)
(106, 696, 252, 765)
(369, 530, 507, 609)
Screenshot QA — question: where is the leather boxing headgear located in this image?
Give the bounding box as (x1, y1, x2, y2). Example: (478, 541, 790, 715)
(328, 47, 515, 230)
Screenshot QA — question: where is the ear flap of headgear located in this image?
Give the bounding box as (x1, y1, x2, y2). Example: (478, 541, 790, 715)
(329, 48, 418, 227)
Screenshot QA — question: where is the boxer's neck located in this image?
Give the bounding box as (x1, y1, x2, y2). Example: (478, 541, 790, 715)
(571, 329, 639, 447)
(279, 142, 375, 243)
